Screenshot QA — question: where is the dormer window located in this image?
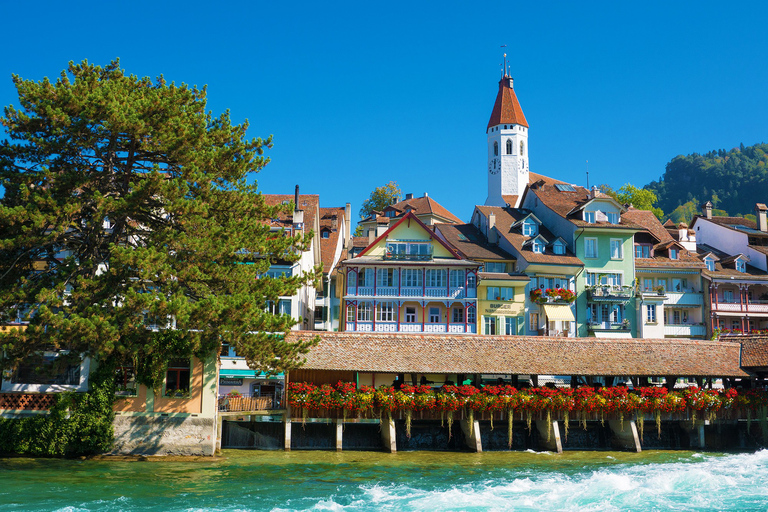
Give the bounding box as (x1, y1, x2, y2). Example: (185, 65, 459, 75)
(321, 229, 331, 239)
(607, 213, 619, 224)
(669, 248, 678, 260)
(522, 220, 538, 236)
(736, 260, 746, 273)
(705, 258, 715, 272)
(585, 211, 595, 224)
(506, 139, 513, 155)
(494, 141, 499, 156)
(553, 241, 566, 255)
(532, 240, 545, 253)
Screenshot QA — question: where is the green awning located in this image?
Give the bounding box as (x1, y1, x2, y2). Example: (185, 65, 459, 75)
(219, 369, 284, 379)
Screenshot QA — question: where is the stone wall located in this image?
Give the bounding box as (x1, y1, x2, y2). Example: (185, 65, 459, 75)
(111, 415, 216, 456)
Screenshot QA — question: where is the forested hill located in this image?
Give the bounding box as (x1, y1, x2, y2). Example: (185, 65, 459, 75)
(645, 143, 768, 222)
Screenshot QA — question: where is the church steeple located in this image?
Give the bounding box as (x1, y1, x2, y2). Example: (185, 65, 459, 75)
(485, 58, 529, 208)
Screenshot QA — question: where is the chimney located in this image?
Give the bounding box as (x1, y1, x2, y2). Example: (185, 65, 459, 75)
(756, 203, 768, 232)
(488, 213, 498, 244)
(292, 184, 304, 228)
(344, 203, 352, 249)
(424, 192, 429, 197)
(703, 201, 713, 220)
(590, 186, 598, 199)
(405, 193, 413, 200)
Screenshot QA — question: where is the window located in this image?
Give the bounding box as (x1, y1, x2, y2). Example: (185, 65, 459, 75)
(529, 312, 539, 331)
(165, 358, 191, 396)
(426, 269, 446, 288)
(115, 364, 136, 395)
(347, 271, 357, 292)
(643, 278, 653, 291)
(736, 260, 746, 273)
(494, 141, 499, 156)
(672, 278, 687, 292)
(321, 229, 331, 239)
(585, 238, 598, 258)
(346, 304, 355, 322)
(669, 248, 678, 260)
(520, 141, 525, 156)
(532, 240, 545, 253)
(377, 268, 395, 287)
(585, 211, 595, 224)
(610, 239, 623, 259)
(705, 259, 715, 272)
(484, 316, 498, 335)
(607, 213, 619, 224)
(467, 307, 476, 324)
(506, 139, 513, 154)
(401, 269, 422, 287)
(485, 262, 506, 273)
(723, 290, 734, 303)
(376, 302, 396, 322)
(467, 275, 476, 291)
(357, 302, 372, 321)
(505, 317, 517, 335)
(657, 279, 667, 291)
(587, 272, 622, 287)
(450, 269, 464, 288)
(553, 241, 566, 255)
(646, 305, 656, 323)
(635, 245, 651, 258)
(428, 307, 441, 323)
(452, 307, 463, 323)
(522, 221, 537, 236)
(363, 268, 375, 287)
(486, 286, 500, 300)
(611, 305, 622, 323)
(405, 307, 417, 323)
(673, 310, 681, 324)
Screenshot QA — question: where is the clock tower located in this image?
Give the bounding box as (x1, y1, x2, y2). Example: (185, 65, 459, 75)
(485, 60, 529, 207)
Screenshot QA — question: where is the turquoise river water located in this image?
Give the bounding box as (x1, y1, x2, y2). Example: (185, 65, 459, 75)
(2, 449, 768, 511)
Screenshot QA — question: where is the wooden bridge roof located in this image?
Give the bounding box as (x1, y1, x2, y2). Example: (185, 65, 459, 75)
(285, 332, 747, 378)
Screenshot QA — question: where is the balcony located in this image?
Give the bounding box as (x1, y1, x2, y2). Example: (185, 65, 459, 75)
(664, 324, 706, 337)
(347, 286, 475, 300)
(346, 321, 476, 334)
(713, 299, 768, 314)
(588, 321, 630, 331)
(587, 286, 633, 302)
(664, 291, 704, 307)
(218, 393, 281, 412)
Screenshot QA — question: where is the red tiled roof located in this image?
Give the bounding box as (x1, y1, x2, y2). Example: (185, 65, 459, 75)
(318, 207, 345, 273)
(740, 335, 768, 368)
(622, 208, 674, 244)
(435, 223, 516, 261)
(529, 184, 644, 231)
(487, 76, 529, 129)
(285, 331, 746, 377)
(381, 195, 463, 224)
(474, 206, 583, 266)
(262, 194, 319, 231)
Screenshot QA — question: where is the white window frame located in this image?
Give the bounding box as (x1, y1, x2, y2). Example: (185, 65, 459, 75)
(705, 258, 715, 271)
(357, 302, 372, 322)
(405, 307, 417, 323)
(585, 238, 598, 259)
(610, 239, 623, 260)
(428, 307, 441, 323)
(646, 304, 656, 323)
(522, 221, 537, 236)
(584, 211, 595, 224)
(376, 301, 396, 322)
(607, 212, 619, 224)
(449, 269, 464, 288)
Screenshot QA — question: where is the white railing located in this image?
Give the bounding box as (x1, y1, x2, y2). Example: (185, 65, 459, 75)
(664, 324, 706, 337)
(424, 324, 447, 333)
(664, 291, 703, 306)
(400, 324, 422, 332)
(344, 322, 476, 334)
(346, 286, 476, 300)
(716, 303, 742, 312)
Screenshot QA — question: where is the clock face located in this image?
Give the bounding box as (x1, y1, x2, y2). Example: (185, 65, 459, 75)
(489, 159, 499, 175)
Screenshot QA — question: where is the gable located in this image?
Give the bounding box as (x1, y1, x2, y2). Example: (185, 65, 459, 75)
(358, 212, 461, 260)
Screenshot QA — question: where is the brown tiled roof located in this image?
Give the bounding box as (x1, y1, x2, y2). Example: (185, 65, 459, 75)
(352, 237, 369, 248)
(698, 244, 768, 281)
(501, 174, 567, 208)
(740, 335, 768, 368)
(318, 207, 345, 273)
(435, 223, 515, 261)
(381, 195, 463, 224)
(285, 332, 746, 377)
(487, 76, 529, 129)
(262, 194, 319, 231)
(529, 184, 643, 231)
(622, 208, 674, 244)
(474, 206, 583, 266)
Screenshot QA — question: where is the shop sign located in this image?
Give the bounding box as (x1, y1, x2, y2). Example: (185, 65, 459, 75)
(483, 303, 515, 315)
(220, 378, 243, 386)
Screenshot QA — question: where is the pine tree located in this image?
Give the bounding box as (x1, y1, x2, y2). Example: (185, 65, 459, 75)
(0, 60, 318, 383)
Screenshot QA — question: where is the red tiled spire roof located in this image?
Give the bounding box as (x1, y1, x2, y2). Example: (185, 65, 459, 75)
(487, 75, 528, 130)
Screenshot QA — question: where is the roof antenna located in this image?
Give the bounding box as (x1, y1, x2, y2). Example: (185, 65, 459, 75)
(586, 160, 589, 189)
(500, 45, 507, 77)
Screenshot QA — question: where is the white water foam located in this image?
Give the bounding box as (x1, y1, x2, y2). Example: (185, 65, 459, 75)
(290, 451, 768, 512)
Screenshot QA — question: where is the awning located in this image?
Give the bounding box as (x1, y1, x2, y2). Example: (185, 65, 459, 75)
(542, 304, 575, 322)
(219, 369, 284, 379)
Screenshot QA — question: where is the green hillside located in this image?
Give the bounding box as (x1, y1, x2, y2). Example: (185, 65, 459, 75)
(645, 143, 768, 223)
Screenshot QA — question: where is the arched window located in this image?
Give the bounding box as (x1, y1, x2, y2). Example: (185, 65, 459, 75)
(520, 141, 525, 156)
(493, 141, 499, 156)
(506, 139, 513, 155)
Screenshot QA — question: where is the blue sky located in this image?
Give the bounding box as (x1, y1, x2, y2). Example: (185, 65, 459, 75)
(1, 1, 766, 223)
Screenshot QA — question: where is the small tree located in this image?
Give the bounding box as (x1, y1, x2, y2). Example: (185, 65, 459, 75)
(359, 181, 402, 220)
(615, 184, 664, 219)
(0, 60, 318, 384)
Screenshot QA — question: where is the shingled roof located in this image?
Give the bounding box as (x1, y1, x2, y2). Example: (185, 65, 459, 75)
(435, 223, 516, 261)
(740, 335, 768, 369)
(285, 332, 746, 377)
(375, 195, 463, 224)
(487, 75, 528, 129)
(318, 207, 345, 273)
